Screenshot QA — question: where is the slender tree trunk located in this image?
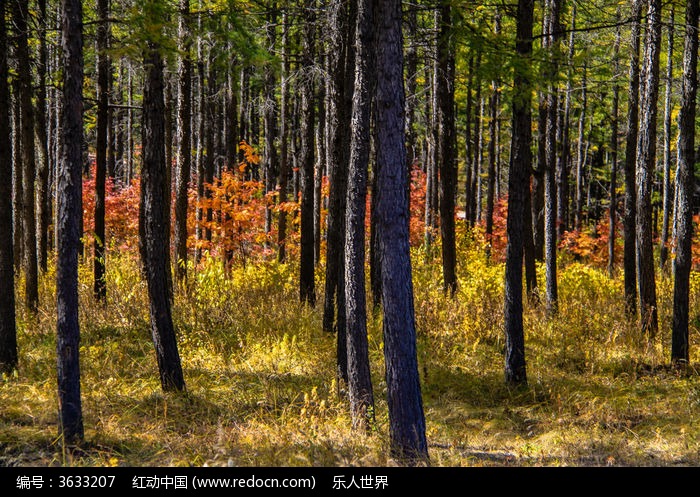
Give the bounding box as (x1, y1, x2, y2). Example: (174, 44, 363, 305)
(672, 0, 698, 366)
(557, 7, 574, 240)
(504, 0, 534, 386)
(636, 0, 661, 336)
(464, 54, 474, 226)
(437, 0, 457, 295)
(174, 0, 192, 281)
(609, 15, 621, 278)
(94, 0, 109, 301)
(344, 0, 375, 431)
(0, 0, 17, 374)
(278, 10, 290, 263)
(56, 0, 84, 443)
(660, 6, 674, 272)
(299, 4, 316, 307)
(624, 0, 642, 315)
(484, 12, 501, 261)
(36, 0, 50, 274)
(375, 0, 428, 463)
(12, 84, 22, 273)
(263, 6, 278, 244)
(139, 10, 186, 392)
(12, 0, 39, 313)
(544, 0, 561, 315)
(574, 62, 587, 231)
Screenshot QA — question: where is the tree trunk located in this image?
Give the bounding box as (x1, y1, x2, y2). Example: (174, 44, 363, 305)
(636, 0, 661, 336)
(139, 13, 186, 392)
(504, 0, 534, 386)
(278, 10, 290, 264)
(659, 6, 674, 272)
(672, 0, 698, 366)
(56, 0, 85, 443)
(36, 0, 50, 274)
(344, 0, 375, 431)
(544, 0, 561, 315)
(624, 0, 642, 315)
(174, 0, 192, 281)
(557, 6, 574, 240)
(94, 0, 109, 301)
(375, 0, 428, 463)
(263, 6, 278, 244)
(437, 0, 457, 295)
(299, 4, 316, 307)
(0, 0, 17, 374)
(485, 12, 501, 261)
(574, 62, 587, 231)
(609, 14, 621, 278)
(12, 0, 39, 313)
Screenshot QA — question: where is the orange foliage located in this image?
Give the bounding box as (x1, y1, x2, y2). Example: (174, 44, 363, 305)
(474, 196, 509, 262)
(82, 164, 141, 255)
(559, 217, 623, 267)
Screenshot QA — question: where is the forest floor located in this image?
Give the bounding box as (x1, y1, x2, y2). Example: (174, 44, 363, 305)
(2, 231, 700, 467)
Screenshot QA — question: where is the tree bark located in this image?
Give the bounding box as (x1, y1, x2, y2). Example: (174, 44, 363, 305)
(544, 0, 561, 315)
(636, 0, 661, 336)
(174, 0, 192, 281)
(56, 0, 84, 443)
(0, 0, 17, 374)
(36, 0, 50, 274)
(485, 12, 501, 262)
(609, 14, 621, 278)
(504, 0, 534, 386)
(624, 0, 642, 315)
(277, 10, 290, 263)
(140, 9, 186, 392)
(299, 4, 316, 307)
(94, 0, 109, 301)
(12, 0, 39, 313)
(375, 0, 428, 464)
(344, 0, 375, 431)
(659, 6, 674, 272)
(437, 0, 457, 295)
(672, 0, 698, 366)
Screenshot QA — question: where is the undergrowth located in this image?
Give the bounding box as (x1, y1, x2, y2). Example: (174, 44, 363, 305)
(2, 226, 700, 467)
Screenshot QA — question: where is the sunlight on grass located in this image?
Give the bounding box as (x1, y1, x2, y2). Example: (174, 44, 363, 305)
(3, 226, 700, 467)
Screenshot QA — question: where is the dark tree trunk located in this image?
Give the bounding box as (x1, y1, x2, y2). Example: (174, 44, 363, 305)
(544, 0, 561, 315)
(609, 14, 621, 278)
(659, 6, 674, 272)
(174, 0, 192, 282)
(323, 0, 353, 341)
(557, 7, 574, 241)
(464, 54, 474, 226)
(672, 0, 698, 366)
(94, 0, 109, 302)
(437, 0, 457, 295)
(12, 0, 39, 313)
(504, 0, 534, 386)
(485, 12, 501, 261)
(574, 63, 587, 231)
(36, 0, 50, 274)
(0, 0, 17, 374)
(299, 4, 316, 307)
(139, 14, 186, 392)
(344, 0, 375, 431)
(375, 0, 428, 464)
(12, 84, 22, 273)
(263, 6, 278, 243)
(636, 0, 661, 336)
(56, 0, 84, 443)
(624, 0, 642, 315)
(277, 10, 290, 263)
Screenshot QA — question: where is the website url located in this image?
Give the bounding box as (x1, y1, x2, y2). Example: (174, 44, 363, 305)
(192, 475, 315, 490)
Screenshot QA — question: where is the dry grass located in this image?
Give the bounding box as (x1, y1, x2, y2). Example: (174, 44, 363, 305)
(2, 232, 700, 467)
